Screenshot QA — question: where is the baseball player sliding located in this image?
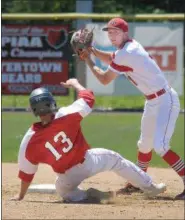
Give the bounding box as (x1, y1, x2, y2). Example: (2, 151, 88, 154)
(11, 78, 166, 203)
(71, 17, 184, 200)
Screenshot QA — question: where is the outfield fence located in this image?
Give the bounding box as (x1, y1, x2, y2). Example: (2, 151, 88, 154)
(2, 13, 185, 111)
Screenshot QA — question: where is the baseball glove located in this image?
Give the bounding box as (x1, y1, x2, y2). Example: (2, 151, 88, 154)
(70, 28, 94, 60)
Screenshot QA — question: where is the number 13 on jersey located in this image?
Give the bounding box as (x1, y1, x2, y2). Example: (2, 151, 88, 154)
(45, 131, 73, 160)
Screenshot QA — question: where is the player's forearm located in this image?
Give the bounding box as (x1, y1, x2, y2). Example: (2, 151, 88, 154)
(73, 82, 86, 92)
(86, 58, 107, 85)
(18, 180, 31, 200)
(91, 47, 113, 65)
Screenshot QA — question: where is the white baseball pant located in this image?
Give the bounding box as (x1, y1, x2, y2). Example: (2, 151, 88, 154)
(138, 86, 180, 156)
(55, 148, 153, 202)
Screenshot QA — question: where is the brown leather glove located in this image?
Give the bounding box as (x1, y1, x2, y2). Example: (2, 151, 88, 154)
(70, 28, 94, 61)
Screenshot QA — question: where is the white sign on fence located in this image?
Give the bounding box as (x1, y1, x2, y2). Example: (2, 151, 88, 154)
(86, 22, 184, 96)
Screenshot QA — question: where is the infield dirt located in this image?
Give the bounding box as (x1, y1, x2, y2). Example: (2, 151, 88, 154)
(2, 163, 184, 219)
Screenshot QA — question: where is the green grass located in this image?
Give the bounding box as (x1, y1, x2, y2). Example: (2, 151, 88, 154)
(2, 112, 184, 168)
(2, 92, 184, 109)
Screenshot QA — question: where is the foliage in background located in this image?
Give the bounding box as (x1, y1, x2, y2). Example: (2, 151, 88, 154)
(2, 0, 76, 13)
(2, 0, 185, 13)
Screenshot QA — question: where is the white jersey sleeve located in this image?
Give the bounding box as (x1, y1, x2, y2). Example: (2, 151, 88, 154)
(18, 128, 38, 182)
(55, 89, 95, 119)
(108, 40, 134, 74)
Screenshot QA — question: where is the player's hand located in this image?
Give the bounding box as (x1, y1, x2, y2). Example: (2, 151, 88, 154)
(78, 47, 92, 61)
(61, 78, 79, 88)
(10, 194, 24, 201)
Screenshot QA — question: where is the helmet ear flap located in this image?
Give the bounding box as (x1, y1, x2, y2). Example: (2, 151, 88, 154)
(32, 108, 37, 116)
(50, 101, 57, 112)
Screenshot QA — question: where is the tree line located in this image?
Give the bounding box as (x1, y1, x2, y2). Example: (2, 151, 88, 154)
(2, 0, 185, 14)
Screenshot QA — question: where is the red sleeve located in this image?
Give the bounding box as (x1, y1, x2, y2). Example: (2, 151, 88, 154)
(110, 61, 133, 72)
(77, 89, 95, 108)
(18, 170, 35, 182)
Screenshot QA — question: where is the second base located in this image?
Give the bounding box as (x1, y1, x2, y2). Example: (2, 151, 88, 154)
(28, 184, 56, 194)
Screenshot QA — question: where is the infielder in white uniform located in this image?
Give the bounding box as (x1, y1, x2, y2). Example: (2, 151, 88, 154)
(83, 17, 184, 200)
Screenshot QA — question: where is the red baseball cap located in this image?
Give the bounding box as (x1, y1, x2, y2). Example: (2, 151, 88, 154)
(102, 17, 128, 32)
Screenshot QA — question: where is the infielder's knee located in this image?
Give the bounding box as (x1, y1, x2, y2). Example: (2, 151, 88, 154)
(153, 141, 170, 157)
(137, 139, 153, 154)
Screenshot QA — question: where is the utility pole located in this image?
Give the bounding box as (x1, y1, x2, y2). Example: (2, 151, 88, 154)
(73, 0, 93, 99)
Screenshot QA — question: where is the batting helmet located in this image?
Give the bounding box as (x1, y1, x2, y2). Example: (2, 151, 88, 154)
(29, 87, 57, 116)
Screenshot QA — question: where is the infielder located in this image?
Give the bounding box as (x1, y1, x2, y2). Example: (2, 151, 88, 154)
(71, 18, 185, 200)
(11, 78, 166, 203)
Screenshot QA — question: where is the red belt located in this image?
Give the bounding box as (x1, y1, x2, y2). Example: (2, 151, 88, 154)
(145, 88, 166, 100)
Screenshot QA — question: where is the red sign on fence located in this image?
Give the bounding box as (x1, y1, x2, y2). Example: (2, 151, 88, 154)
(145, 46, 177, 71)
(2, 25, 70, 95)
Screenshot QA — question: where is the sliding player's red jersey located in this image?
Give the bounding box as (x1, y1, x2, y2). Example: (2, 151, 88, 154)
(18, 90, 95, 182)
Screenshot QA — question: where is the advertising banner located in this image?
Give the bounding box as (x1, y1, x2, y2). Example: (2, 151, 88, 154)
(2, 25, 70, 95)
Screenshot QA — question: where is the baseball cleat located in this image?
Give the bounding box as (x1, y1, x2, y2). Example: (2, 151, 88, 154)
(143, 183, 166, 198)
(87, 187, 116, 202)
(174, 189, 185, 200)
(63, 188, 116, 204)
(117, 182, 143, 195)
(63, 196, 100, 204)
